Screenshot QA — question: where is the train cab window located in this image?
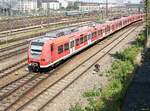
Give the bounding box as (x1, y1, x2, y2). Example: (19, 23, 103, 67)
(31, 42, 44, 46)
(70, 41, 74, 48)
(58, 45, 63, 54)
(64, 43, 69, 50)
(57, 32, 64, 37)
(76, 39, 80, 46)
(83, 36, 87, 42)
(80, 37, 84, 44)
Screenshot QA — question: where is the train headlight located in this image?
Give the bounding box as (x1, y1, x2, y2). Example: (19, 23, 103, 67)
(41, 59, 46, 61)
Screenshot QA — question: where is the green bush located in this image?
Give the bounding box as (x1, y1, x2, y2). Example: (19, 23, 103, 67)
(136, 33, 145, 46)
(110, 60, 134, 82)
(83, 88, 102, 98)
(98, 80, 123, 111)
(69, 104, 85, 111)
(114, 46, 140, 64)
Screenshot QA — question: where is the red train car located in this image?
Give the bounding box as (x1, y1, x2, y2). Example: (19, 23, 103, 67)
(28, 14, 143, 72)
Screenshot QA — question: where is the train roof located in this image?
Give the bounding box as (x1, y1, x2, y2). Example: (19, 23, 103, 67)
(31, 24, 98, 44)
(45, 27, 78, 38)
(52, 25, 99, 44)
(31, 27, 79, 43)
(32, 23, 105, 44)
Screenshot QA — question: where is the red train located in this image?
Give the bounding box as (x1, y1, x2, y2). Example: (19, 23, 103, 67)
(28, 14, 144, 72)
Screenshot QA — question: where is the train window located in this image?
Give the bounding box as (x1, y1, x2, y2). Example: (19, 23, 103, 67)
(92, 33, 94, 37)
(105, 28, 107, 33)
(80, 37, 84, 44)
(108, 27, 110, 31)
(64, 43, 69, 50)
(92, 32, 96, 38)
(70, 41, 74, 48)
(119, 22, 122, 26)
(76, 39, 80, 46)
(98, 30, 100, 35)
(95, 32, 97, 35)
(105, 26, 110, 33)
(51, 45, 53, 51)
(98, 30, 103, 35)
(83, 36, 87, 42)
(58, 45, 63, 54)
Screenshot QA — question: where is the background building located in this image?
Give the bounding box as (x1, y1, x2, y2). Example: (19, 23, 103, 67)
(41, 0, 60, 10)
(75, 2, 100, 11)
(59, 0, 68, 8)
(17, 0, 38, 13)
(0, 0, 17, 16)
(0, 0, 144, 16)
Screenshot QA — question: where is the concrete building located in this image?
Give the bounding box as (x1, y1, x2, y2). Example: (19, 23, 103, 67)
(17, 0, 38, 13)
(76, 2, 100, 11)
(0, 0, 18, 15)
(58, 0, 68, 8)
(42, 0, 60, 10)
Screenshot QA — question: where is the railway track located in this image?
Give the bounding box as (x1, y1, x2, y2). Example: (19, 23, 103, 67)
(0, 14, 95, 35)
(0, 22, 143, 111)
(0, 12, 99, 33)
(0, 18, 71, 39)
(0, 74, 48, 111)
(0, 41, 28, 53)
(0, 15, 67, 32)
(0, 47, 27, 62)
(0, 58, 27, 79)
(0, 15, 64, 22)
(0, 42, 28, 79)
(0, 17, 96, 42)
(0, 73, 31, 100)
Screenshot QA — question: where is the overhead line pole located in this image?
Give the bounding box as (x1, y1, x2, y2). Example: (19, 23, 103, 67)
(145, 0, 148, 44)
(106, 0, 108, 18)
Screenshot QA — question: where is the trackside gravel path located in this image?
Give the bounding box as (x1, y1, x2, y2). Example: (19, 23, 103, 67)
(122, 49, 150, 110)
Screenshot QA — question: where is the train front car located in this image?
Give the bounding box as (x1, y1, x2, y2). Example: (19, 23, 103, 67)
(28, 38, 50, 72)
(28, 27, 77, 72)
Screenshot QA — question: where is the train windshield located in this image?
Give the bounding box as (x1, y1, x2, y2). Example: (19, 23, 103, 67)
(30, 42, 44, 58)
(31, 42, 44, 46)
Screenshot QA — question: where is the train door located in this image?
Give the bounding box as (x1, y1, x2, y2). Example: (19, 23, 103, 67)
(70, 39, 75, 54)
(50, 44, 53, 62)
(102, 28, 105, 37)
(87, 33, 92, 45)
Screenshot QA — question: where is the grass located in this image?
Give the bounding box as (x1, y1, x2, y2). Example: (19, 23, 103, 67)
(83, 88, 102, 98)
(69, 104, 84, 111)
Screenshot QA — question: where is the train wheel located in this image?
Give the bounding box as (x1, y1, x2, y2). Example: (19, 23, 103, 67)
(28, 65, 32, 72)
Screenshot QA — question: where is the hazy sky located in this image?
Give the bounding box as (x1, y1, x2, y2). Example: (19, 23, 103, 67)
(126, 0, 141, 3)
(76, 0, 141, 3)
